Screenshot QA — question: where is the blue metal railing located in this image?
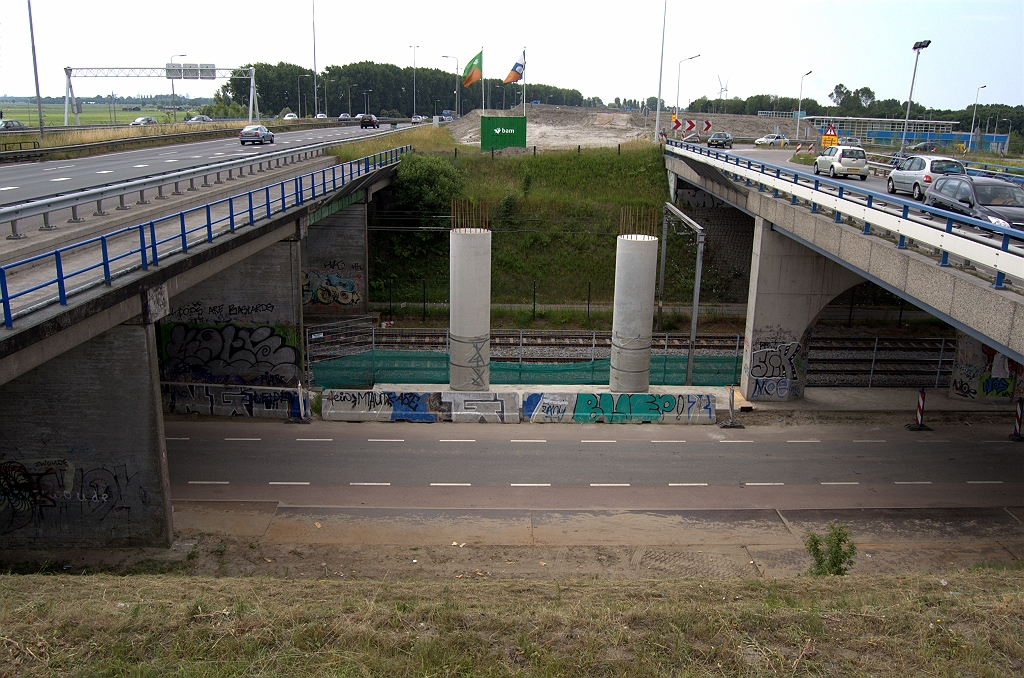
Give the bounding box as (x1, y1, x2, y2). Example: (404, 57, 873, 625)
(665, 139, 1024, 289)
(0, 145, 411, 328)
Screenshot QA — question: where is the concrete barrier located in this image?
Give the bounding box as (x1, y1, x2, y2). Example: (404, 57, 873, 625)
(162, 383, 310, 419)
(523, 392, 716, 424)
(320, 390, 521, 423)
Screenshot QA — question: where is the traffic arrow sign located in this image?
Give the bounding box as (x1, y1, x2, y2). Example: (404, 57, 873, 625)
(685, 120, 696, 132)
(703, 120, 712, 132)
(672, 118, 681, 130)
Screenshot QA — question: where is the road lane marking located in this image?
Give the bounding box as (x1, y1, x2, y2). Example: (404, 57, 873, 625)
(511, 439, 546, 443)
(440, 439, 476, 442)
(745, 482, 784, 486)
(350, 482, 390, 486)
(269, 481, 310, 485)
(669, 483, 708, 486)
(165, 437, 190, 440)
(590, 483, 630, 487)
(430, 483, 471, 486)
(894, 481, 932, 485)
(511, 483, 551, 487)
(369, 438, 404, 442)
(50, 177, 71, 181)
(43, 167, 57, 171)
(652, 440, 686, 443)
(133, 164, 148, 167)
(164, 159, 178, 163)
(96, 170, 113, 174)
(188, 481, 229, 485)
(0, 187, 18, 191)
(158, 151, 177, 156)
(720, 440, 754, 443)
(788, 440, 821, 443)
(853, 440, 887, 443)
(57, 165, 75, 168)
(821, 482, 859, 485)
(297, 438, 333, 441)
(967, 480, 1003, 484)
(225, 437, 261, 441)
(581, 440, 616, 443)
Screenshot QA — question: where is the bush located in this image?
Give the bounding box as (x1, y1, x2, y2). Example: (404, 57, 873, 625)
(804, 522, 857, 575)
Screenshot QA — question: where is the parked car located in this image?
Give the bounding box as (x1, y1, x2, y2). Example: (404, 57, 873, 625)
(754, 133, 788, 147)
(907, 140, 941, 152)
(338, 113, 351, 119)
(185, 115, 212, 123)
(0, 120, 27, 130)
(887, 155, 965, 201)
(837, 137, 862, 147)
(129, 116, 158, 126)
(924, 176, 1024, 232)
(707, 131, 733, 149)
(411, 115, 424, 124)
(813, 145, 868, 179)
(283, 113, 299, 120)
(239, 124, 274, 145)
(360, 114, 379, 129)
(315, 113, 328, 119)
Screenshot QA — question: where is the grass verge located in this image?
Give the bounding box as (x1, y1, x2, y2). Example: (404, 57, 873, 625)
(1, 572, 1022, 676)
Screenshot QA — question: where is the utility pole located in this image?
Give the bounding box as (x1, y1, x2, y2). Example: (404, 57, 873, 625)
(796, 70, 811, 141)
(311, 0, 319, 115)
(970, 85, 987, 152)
(27, 0, 45, 139)
(652, 0, 667, 142)
(409, 45, 419, 117)
(442, 55, 459, 118)
(899, 40, 931, 156)
(347, 83, 358, 116)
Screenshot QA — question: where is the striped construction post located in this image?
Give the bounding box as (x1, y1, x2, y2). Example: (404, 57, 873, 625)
(906, 388, 931, 431)
(794, 143, 802, 154)
(807, 144, 814, 155)
(1012, 397, 1023, 442)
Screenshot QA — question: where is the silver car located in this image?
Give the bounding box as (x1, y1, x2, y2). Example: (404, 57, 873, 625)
(813, 145, 867, 180)
(239, 124, 274, 145)
(887, 155, 965, 201)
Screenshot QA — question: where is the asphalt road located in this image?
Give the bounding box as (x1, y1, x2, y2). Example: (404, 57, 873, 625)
(725, 145, 890, 195)
(166, 420, 1024, 510)
(0, 123, 409, 206)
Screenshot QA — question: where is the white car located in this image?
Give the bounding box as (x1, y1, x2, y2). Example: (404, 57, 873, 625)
(315, 113, 328, 119)
(338, 113, 351, 119)
(283, 113, 298, 120)
(887, 155, 966, 201)
(411, 115, 424, 124)
(813, 145, 867, 180)
(754, 133, 788, 147)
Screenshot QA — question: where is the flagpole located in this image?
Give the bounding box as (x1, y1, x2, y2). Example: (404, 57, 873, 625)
(481, 46, 485, 112)
(523, 47, 527, 118)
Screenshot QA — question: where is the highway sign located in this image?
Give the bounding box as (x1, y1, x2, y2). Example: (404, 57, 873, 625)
(685, 120, 696, 132)
(703, 120, 712, 132)
(672, 118, 681, 130)
(821, 122, 838, 148)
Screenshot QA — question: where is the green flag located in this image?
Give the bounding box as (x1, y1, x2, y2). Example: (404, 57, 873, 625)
(462, 51, 482, 87)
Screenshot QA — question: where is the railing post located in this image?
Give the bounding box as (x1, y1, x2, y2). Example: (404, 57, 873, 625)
(332, 166, 337, 191)
(187, 178, 198, 192)
(116, 194, 130, 211)
(281, 182, 287, 211)
(137, 189, 150, 205)
(172, 181, 184, 196)
(138, 225, 148, 270)
(54, 251, 67, 305)
(93, 199, 108, 216)
(993, 234, 1010, 289)
(206, 204, 213, 242)
(265, 186, 272, 219)
(938, 217, 954, 266)
(180, 212, 188, 253)
(248, 191, 255, 225)
(68, 205, 85, 222)
(228, 197, 236, 232)
(6, 220, 25, 240)
(101, 236, 112, 283)
(0, 268, 12, 328)
(149, 221, 159, 264)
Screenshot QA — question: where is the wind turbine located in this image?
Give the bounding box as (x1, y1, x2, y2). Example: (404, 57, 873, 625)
(716, 76, 729, 113)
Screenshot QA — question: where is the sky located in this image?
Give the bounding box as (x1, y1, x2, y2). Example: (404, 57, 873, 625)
(2, 0, 1022, 111)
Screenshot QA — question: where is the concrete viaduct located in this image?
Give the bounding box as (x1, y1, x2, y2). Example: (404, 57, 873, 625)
(0, 159, 396, 550)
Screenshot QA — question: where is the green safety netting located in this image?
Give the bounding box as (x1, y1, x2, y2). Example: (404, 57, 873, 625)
(311, 351, 740, 389)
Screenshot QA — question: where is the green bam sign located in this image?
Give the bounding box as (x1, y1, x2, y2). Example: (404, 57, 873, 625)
(480, 116, 526, 151)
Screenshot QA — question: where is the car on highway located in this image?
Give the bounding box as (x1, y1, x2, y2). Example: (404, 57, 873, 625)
(924, 175, 1024, 232)
(443, 116, 454, 122)
(360, 114, 379, 129)
(283, 113, 299, 120)
(887, 155, 965, 201)
(707, 131, 733, 148)
(129, 116, 158, 126)
(0, 120, 27, 131)
(907, 140, 942, 152)
(813, 145, 868, 180)
(315, 113, 328, 119)
(754, 133, 788, 147)
(239, 124, 274, 145)
(185, 115, 212, 124)
(837, 137, 862, 147)
(338, 113, 351, 119)
(411, 115, 425, 124)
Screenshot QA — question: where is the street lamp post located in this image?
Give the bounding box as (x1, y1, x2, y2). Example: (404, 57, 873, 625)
(969, 84, 986, 152)
(796, 69, 812, 141)
(497, 85, 505, 110)
(362, 90, 372, 116)
(653, 0, 667, 141)
(298, 74, 311, 117)
(323, 79, 336, 117)
(442, 55, 459, 119)
(409, 45, 419, 117)
(311, 0, 319, 116)
(995, 118, 1011, 155)
(27, 0, 46, 139)
(675, 54, 700, 115)
(899, 39, 931, 156)
(170, 54, 186, 123)
(347, 83, 358, 116)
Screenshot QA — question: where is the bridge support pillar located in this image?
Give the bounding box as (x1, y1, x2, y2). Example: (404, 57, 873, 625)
(449, 228, 491, 391)
(0, 321, 173, 549)
(741, 217, 863, 402)
(948, 331, 1024, 401)
(610, 234, 658, 393)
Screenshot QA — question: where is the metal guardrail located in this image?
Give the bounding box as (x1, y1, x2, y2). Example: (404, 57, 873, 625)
(0, 128, 407, 236)
(666, 140, 1024, 289)
(0, 145, 412, 328)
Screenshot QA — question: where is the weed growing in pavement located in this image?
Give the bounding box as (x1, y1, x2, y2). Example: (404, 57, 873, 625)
(804, 522, 857, 576)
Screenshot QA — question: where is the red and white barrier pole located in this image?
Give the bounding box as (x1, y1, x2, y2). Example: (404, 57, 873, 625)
(1012, 397, 1023, 442)
(807, 144, 814, 155)
(794, 143, 802, 154)
(907, 388, 931, 431)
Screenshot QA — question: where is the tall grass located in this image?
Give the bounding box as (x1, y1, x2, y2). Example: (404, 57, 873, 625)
(327, 124, 456, 161)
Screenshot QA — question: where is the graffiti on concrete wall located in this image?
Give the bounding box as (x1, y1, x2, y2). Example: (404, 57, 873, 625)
(442, 392, 519, 424)
(160, 323, 301, 387)
(320, 391, 519, 423)
(748, 327, 810, 401)
(0, 457, 147, 539)
(303, 270, 362, 307)
(166, 301, 278, 324)
(523, 392, 716, 424)
(949, 332, 1023, 400)
(162, 383, 308, 419)
(678, 188, 724, 209)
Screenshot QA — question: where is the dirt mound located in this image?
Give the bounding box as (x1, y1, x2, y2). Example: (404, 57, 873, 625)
(446, 106, 650, 149)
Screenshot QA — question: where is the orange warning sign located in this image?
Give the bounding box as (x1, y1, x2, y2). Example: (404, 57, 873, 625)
(821, 122, 838, 148)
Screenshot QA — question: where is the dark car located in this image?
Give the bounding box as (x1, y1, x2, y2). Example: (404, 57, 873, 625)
(0, 120, 27, 131)
(707, 131, 733, 148)
(924, 175, 1024, 232)
(360, 114, 379, 129)
(908, 140, 940, 152)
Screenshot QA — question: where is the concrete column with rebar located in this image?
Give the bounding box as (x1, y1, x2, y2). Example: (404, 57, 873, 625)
(610, 234, 658, 392)
(449, 228, 491, 391)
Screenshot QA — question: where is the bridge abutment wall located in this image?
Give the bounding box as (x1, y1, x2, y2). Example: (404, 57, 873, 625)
(302, 202, 370, 320)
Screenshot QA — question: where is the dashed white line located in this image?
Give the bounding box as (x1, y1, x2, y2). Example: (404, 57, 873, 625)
(745, 482, 784, 486)
(652, 440, 686, 443)
(440, 439, 476, 442)
(669, 482, 708, 486)
(269, 481, 310, 485)
(821, 482, 859, 485)
(164, 159, 179, 163)
(788, 440, 821, 443)
(225, 437, 261, 441)
(188, 481, 229, 485)
(511, 483, 551, 487)
(165, 437, 190, 440)
(720, 440, 754, 443)
(511, 439, 546, 443)
(369, 438, 404, 442)
(350, 482, 390, 486)
(853, 440, 887, 443)
(590, 483, 630, 487)
(430, 482, 471, 486)
(50, 177, 71, 182)
(57, 164, 75, 168)
(296, 438, 333, 441)
(95, 170, 113, 174)
(894, 481, 932, 485)
(967, 481, 1003, 484)
(0, 187, 18, 191)
(581, 440, 617, 443)
(133, 164, 148, 168)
